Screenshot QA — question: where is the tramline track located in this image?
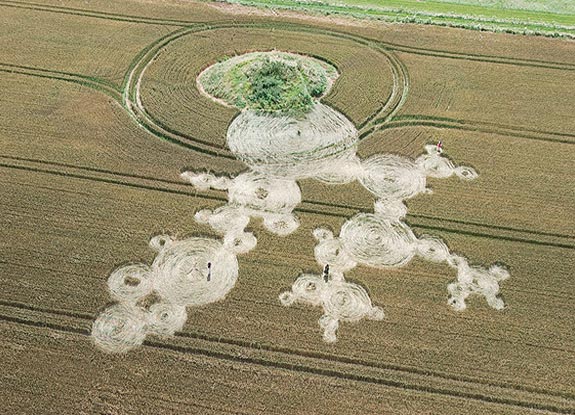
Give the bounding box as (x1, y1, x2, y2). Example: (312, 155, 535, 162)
(1, 301, 574, 414)
(1, 157, 573, 250)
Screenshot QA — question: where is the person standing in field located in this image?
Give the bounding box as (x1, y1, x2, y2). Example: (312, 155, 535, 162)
(436, 140, 443, 153)
(323, 264, 330, 283)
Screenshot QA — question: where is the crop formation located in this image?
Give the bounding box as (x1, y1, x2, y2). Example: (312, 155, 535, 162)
(1, 1, 574, 414)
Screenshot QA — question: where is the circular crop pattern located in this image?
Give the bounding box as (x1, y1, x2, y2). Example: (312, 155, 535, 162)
(147, 302, 188, 336)
(323, 281, 382, 322)
(227, 103, 358, 178)
(152, 238, 238, 306)
(313, 230, 357, 272)
(92, 304, 148, 354)
(279, 274, 324, 307)
(228, 172, 302, 213)
(360, 154, 427, 201)
(340, 213, 418, 268)
(416, 235, 451, 263)
(107, 263, 153, 303)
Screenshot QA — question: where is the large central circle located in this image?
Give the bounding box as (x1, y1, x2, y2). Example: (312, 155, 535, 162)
(198, 50, 361, 180)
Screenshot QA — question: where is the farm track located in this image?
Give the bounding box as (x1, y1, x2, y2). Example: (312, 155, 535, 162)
(0, 301, 574, 414)
(0, 156, 573, 250)
(0, 63, 122, 101)
(368, 116, 575, 145)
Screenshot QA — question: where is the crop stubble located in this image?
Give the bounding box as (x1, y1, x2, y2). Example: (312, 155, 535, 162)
(0, 5, 178, 87)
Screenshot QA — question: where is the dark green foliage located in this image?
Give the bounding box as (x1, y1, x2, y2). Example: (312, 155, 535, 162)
(200, 52, 336, 116)
(246, 58, 313, 114)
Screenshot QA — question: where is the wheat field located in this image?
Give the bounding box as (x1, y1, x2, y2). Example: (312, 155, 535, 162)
(0, 0, 574, 414)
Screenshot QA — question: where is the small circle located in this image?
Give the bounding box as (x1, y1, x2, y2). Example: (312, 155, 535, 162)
(107, 263, 153, 303)
(92, 304, 147, 353)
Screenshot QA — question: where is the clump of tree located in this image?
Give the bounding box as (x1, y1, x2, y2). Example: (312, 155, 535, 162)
(246, 58, 315, 114)
(200, 52, 337, 116)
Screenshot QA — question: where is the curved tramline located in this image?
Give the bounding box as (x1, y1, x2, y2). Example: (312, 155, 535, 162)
(130, 24, 408, 150)
(122, 26, 236, 157)
(8, 14, 568, 154)
(126, 21, 575, 153)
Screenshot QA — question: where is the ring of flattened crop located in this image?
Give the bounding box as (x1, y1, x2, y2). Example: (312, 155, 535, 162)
(136, 25, 404, 151)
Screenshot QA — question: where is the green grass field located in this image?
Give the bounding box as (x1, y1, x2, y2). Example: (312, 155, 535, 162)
(219, 0, 575, 37)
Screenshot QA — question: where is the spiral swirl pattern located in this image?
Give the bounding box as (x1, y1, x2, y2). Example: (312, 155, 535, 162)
(454, 166, 479, 180)
(147, 301, 188, 336)
(447, 257, 509, 311)
(107, 263, 153, 303)
(228, 172, 301, 214)
(227, 104, 358, 179)
(92, 304, 147, 354)
(280, 273, 384, 343)
(360, 154, 427, 201)
(416, 152, 479, 181)
(153, 238, 238, 307)
(416, 235, 451, 263)
(195, 206, 251, 235)
(93, 236, 240, 353)
(313, 234, 357, 273)
(340, 213, 417, 268)
(322, 281, 383, 323)
(279, 274, 325, 307)
(262, 214, 300, 236)
(223, 231, 258, 254)
(416, 153, 457, 178)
